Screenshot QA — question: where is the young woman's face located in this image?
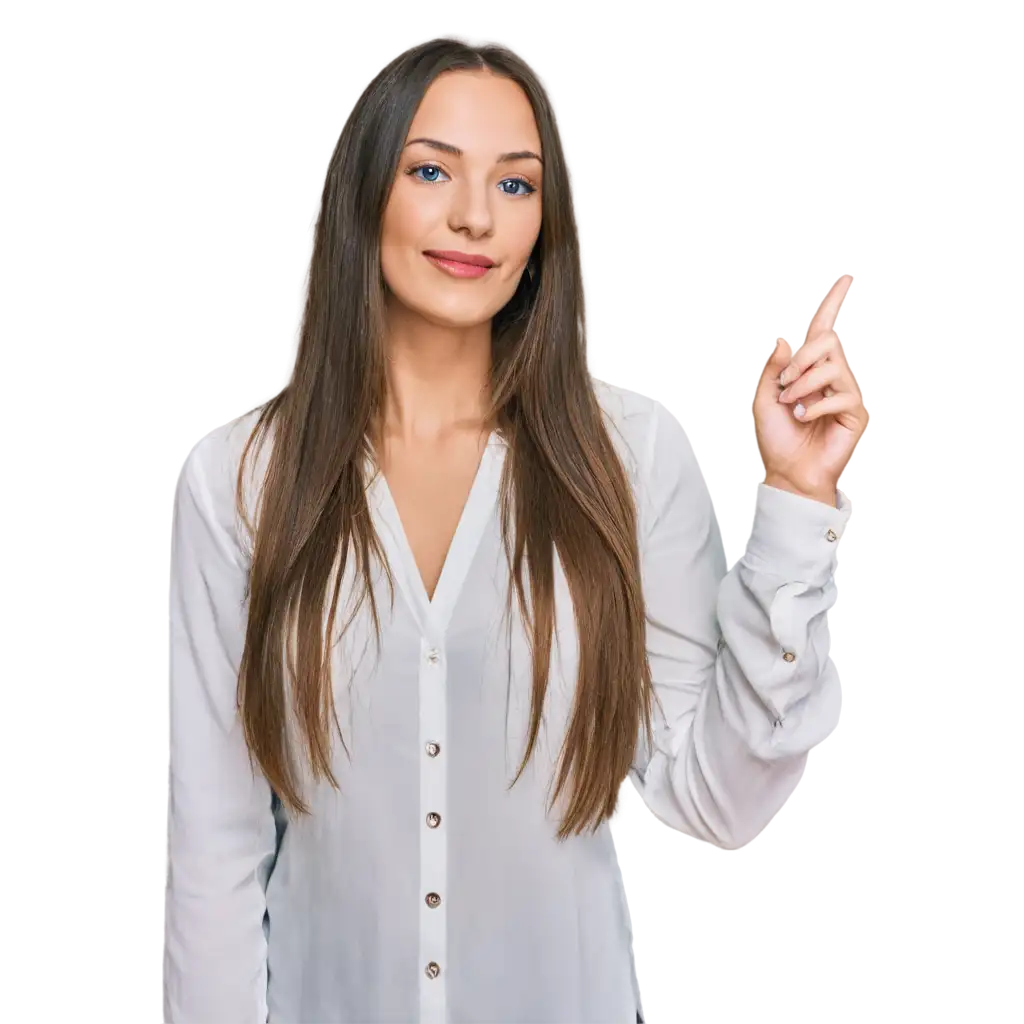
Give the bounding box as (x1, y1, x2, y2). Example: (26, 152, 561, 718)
(381, 69, 543, 329)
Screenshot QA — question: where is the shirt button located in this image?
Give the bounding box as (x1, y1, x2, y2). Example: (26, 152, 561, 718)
(426, 812, 441, 828)
(425, 892, 441, 908)
(426, 648, 440, 664)
(782, 651, 796, 662)
(826, 528, 838, 542)
(425, 961, 441, 979)
(426, 741, 441, 757)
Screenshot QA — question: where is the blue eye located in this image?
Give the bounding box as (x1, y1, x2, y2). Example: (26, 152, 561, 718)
(409, 163, 450, 184)
(501, 178, 540, 197)
(407, 163, 536, 195)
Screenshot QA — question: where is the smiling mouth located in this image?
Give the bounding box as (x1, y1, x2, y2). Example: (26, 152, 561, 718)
(423, 253, 494, 278)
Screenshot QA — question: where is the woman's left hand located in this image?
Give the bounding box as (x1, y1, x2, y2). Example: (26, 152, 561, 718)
(753, 274, 869, 505)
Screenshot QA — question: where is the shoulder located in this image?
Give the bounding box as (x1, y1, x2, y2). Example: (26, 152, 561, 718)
(174, 404, 268, 552)
(590, 376, 704, 533)
(590, 374, 696, 474)
(176, 408, 264, 492)
(590, 375, 658, 472)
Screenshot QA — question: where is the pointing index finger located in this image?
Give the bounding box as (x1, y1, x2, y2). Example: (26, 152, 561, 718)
(806, 274, 854, 340)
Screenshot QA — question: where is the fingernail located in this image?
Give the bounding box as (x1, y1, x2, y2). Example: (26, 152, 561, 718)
(794, 403, 806, 417)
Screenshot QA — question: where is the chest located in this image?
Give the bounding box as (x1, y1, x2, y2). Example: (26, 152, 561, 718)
(326, 435, 583, 788)
(380, 435, 489, 603)
(329, 497, 581, 792)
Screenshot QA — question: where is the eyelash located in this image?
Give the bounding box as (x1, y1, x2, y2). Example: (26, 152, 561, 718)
(406, 162, 537, 197)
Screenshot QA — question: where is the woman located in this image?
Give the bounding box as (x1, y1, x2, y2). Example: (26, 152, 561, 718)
(162, 37, 867, 1024)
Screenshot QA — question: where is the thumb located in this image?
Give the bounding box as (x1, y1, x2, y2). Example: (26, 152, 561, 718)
(763, 337, 791, 385)
(771, 337, 792, 366)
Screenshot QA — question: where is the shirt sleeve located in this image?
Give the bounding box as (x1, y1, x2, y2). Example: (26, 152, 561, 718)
(163, 429, 278, 1023)
(628, 399, 853, 849)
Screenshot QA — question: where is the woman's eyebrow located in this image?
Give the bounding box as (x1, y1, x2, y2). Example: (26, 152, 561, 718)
(404, 137, 543, 165)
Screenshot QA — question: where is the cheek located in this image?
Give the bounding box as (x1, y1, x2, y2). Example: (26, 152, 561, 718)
(460, 217, 536, 299)
(381, 190, 424, 247)
(380, 196, 424, 292)
(507, 211, 542, 266)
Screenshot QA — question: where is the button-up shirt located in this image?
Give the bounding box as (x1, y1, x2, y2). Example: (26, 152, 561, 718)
(163, 378, 853, 1024)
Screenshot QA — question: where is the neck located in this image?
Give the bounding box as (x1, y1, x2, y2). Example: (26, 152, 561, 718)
(379, 299, 493, 446)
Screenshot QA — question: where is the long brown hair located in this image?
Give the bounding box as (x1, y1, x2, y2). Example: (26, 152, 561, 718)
(234, 37, 655, 841)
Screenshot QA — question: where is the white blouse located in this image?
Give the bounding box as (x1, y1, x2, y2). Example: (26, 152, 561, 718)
(162, 378, 853, 1024)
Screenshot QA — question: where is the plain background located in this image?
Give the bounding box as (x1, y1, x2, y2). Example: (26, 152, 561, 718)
(2, 8, 1024, 1024)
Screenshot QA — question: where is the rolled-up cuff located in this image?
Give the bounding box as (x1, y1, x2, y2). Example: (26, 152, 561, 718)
(741, 483, 853, 584)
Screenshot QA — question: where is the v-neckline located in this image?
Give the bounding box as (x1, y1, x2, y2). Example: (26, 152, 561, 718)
(365, 430, 506, 639)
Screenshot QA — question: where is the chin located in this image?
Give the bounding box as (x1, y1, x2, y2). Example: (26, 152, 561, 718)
(399, 287, 499, 328)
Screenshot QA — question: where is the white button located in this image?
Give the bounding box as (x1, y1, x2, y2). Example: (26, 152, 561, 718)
(826, 528, 838, 542)
(782, 650, 796, 662)
(426, 648, 440, 664)
(425, 961, 440, 979)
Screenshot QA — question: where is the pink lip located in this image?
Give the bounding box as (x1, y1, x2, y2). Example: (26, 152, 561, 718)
(424, 253, 493, 279)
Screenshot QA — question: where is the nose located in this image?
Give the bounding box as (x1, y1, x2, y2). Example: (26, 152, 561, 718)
(447, 174, 495, 238)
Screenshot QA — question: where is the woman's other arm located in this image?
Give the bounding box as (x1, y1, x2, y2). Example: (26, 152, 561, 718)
(163, 427, 277, 1022)
(629, 399, 853, 849)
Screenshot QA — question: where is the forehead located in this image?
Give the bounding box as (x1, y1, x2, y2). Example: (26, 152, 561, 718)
(408, 70, 541, 156)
